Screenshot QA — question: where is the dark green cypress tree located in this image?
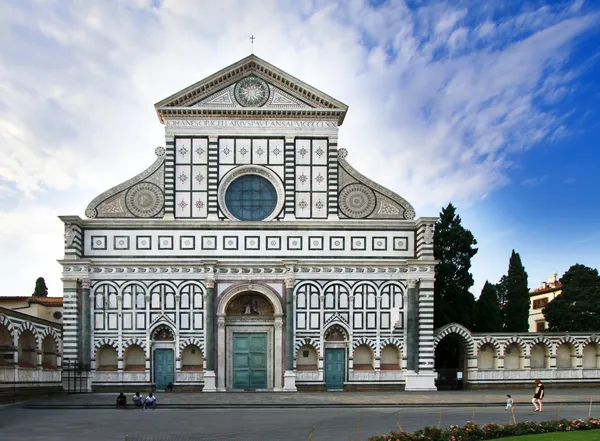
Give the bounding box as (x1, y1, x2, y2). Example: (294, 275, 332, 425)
(32, 277, 48, 297)
(434, 203, 478, 329)
(544, 264, 600, 332)
(474, 281, 503, 332)
(503, 250, 530, 332)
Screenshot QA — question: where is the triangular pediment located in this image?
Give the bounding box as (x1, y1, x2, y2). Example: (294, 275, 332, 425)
(194, 82, 313, 110)
(155, 55, 348, 125)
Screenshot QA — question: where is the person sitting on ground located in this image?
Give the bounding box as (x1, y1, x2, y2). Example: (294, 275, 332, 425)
(143, 392, 156, 409)
(165, 381, 173, 392)
(116, 392, 127, 409)
(132, 392, 143, 407)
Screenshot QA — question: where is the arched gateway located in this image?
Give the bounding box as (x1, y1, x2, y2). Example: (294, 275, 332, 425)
(216, 284, 283, 391)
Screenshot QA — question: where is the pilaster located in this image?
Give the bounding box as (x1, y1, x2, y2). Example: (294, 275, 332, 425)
(203, 275, 217, 392)
(207, 136, 219, 220)
(164, 135, 176, 217)
(284, 136, 295, 219)
(283, 274, 297, 391)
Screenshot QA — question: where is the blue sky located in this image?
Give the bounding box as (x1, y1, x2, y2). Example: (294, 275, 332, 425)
(0, 0, 599, 298)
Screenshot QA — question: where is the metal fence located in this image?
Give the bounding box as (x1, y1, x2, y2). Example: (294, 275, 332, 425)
(62, 360, 91, 394)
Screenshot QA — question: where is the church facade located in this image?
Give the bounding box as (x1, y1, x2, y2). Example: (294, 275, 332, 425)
(59, 55, 438, 392)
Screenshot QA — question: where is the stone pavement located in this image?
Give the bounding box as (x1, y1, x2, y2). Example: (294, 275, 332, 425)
(23, 387, 600, 409)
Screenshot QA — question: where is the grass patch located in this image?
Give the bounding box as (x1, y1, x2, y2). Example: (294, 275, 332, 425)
(497, 430, 600, 441)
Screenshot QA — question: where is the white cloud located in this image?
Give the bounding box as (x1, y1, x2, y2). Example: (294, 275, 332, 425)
(0, 0, 598, 296)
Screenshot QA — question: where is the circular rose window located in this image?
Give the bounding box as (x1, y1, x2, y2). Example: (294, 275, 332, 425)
(225, 174, 278, 221)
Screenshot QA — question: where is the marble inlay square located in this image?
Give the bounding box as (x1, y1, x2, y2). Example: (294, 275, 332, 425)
(245, 236, 260, 250)
(287, 236, 302, 250)
(372, 237, 387, 251)
(351, 236, 366, 251)
(393, 236, 409, 251)
(180, 236, 196, 250)
(329, 236, 345, 251)
(266, 236, 281, 250)
(158, 236, 174, 250)
(308, 236, 323, 251)
(136, 235, 152, 250)
(223, 236, 239, 250)
(202, 236, 217, 250)
(113, 235, 129, 250)
(91, 235, 107, 250)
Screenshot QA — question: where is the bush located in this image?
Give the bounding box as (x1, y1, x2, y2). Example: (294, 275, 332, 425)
(368, 418, 600, 441)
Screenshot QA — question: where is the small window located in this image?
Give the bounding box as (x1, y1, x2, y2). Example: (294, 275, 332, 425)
(303, 350, 309, 358)
(53, 311, 63, 320)
(533, 298, 549, 309)
(536, 321, 546, 332)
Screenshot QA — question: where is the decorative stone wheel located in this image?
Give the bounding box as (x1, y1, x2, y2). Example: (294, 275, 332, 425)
(404, 208, 416, 220)
(234, 76, 270, 107)
(339, 183, 376, 219)
(125, 182, 164, 217)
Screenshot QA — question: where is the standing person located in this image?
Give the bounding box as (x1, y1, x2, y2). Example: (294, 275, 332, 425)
(532, 379, 545, 412)
(505, 394, 514, 411)
(143, 392, 157, 410)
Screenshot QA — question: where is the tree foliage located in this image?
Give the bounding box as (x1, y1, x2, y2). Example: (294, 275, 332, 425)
(473, 281, 503, 332)
(33, 277, 48, 297)
(434, 203, 478, 329)
(503, 250, 530, 332)
(544, 264, 600, 332)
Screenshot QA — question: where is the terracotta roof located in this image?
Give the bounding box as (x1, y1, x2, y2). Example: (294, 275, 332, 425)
(0, 296, 63, 306)
(530, 283, 563, 296)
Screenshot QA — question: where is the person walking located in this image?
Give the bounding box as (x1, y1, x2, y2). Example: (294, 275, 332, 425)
(532, 379, 545, 412)
(505, 394, 514, 411)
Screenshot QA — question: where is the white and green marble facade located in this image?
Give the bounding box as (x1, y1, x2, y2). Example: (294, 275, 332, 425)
(59, 55, 437, 391)
(59, 55, 600, 392)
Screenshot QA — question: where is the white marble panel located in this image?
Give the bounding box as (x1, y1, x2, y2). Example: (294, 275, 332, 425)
(269, 139, 284, 164)
(252, 139, 268, 164)
(191, 192, 207, 218)
(312, 140, 327, 165)
(191, 165, 208, 191)
(312, 193, 327, 218)
(192, 138, 208, 164)
(312, 166, 327, 191)
(296, 166, 311, 191)
(235, 139, 251, 164)
(296, 371, 321, 382)
(175, 192, 191, 218)
(175, 138, 192, 164)
(295, 192, 311, 218)
(175, 165, 192, 191)
(219, 139, 235, 164)
(295, 140, 311, 165)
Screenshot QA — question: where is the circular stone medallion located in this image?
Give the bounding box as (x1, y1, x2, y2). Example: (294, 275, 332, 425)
(234, 76, 270, 107)
(125, 182, 164, 217)
(339, 184, 376, 219)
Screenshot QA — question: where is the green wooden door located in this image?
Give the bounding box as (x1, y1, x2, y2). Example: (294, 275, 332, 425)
(325, 348, 345, 390)
(232, 333, 267, 390)
(154, 349, 174, 390)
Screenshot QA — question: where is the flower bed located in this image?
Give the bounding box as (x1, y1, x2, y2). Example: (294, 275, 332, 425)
(368, 418, 600, 441)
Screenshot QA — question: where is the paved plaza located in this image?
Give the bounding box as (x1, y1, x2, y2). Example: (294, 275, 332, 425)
(2, 389, 600, 441)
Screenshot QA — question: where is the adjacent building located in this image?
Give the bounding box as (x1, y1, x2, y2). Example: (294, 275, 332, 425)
(529, 274, 562, 332)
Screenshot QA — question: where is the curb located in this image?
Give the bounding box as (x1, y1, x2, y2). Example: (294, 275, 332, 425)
(23, 401, 593, 410)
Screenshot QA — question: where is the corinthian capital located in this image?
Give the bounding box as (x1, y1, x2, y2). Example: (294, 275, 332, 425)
(205, 277, 215, 289)
(406, 278, 420, 289)
(285, 277, 295, 289)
